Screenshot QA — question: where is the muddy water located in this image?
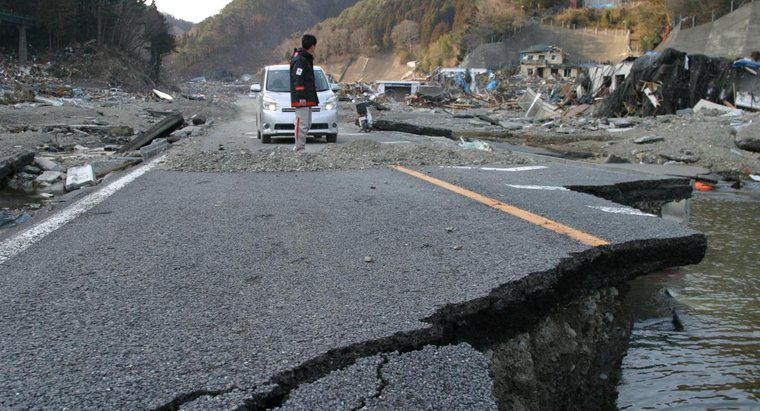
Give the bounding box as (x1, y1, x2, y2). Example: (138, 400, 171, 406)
(618, 191, 760, 409)
(0, 189, 41, 210)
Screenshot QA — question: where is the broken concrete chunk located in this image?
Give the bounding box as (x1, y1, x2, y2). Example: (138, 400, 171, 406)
(660, 152, 700, 164)
(191, 114, 207, 126)
(676, 108, 694, 116)
(152, 89, 174, 102)
(499, 121, 524, 131)
(634, 135, 665, 144)
(169, 126, 202, 141)
(372, 119, 453, 139)
(458, 138, 494, 152)
(735, 136, 760, 153)
(693, 99, 744, 116)
(0, 151, 35, 180)
(605, 154, 630, 164)
(0, 210, 16, 228)
(35, 171, 64, 184)
(735, 121, 760, 153)
(610, 118, 635, 128)
(22, 165, 42, 175)
(65, 165, 96, 192)
(13, 214, 32, 226)
(140, 138, 171, 159)
(38, 182, 66, 195)
(476, 114, 501, 126)
(118, 113, 183, 153)
(33, 157, 64, 172)
(519, 88, 560, 120)
(91, 158, 142, 178)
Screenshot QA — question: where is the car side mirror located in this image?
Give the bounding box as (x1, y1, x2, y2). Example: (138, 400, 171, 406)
(330, 83, 341, 92)
(251, 84, 261, 93)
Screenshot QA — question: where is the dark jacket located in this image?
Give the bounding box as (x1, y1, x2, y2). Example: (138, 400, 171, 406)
(290, 48, 319, 107)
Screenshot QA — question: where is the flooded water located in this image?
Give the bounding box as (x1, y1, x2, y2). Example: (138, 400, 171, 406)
(618, 191, 760, 409)
(0, 189, 41, 210)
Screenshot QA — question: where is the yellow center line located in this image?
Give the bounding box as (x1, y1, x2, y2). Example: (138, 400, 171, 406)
(391, 165, 610, 247)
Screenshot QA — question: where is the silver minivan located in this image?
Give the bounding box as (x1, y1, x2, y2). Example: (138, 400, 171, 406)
(251, 65, 339, 144)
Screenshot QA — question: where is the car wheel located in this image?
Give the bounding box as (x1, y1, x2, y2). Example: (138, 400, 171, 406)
(326, 134, 337, 143)
(261, 134, 271, 144)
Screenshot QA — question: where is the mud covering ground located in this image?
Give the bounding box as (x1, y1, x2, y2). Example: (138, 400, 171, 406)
(161, 139, 536, 172)
(375, 105, 759, 178)
(549, 112, 760, 177)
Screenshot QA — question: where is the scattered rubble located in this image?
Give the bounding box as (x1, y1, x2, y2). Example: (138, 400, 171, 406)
(338, 45, 758, 181)
(1, 52, 236, 229)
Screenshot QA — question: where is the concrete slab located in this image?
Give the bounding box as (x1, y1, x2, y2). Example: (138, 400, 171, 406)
(0, 167, 704, 409)
(64, 164, 96, 191)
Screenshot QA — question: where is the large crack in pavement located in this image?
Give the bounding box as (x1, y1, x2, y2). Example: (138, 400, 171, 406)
(0, 143, 705, 409)
(167, 233, 705, 410)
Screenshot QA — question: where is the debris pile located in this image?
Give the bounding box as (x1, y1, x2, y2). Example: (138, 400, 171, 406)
(162, 140, 534, 173)
(600, 49, 751, 117)
(0, 53, 235, 228)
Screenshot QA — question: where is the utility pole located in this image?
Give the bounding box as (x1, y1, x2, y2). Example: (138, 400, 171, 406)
(96, 0, 104, 46)
(18, 24, 27, 65)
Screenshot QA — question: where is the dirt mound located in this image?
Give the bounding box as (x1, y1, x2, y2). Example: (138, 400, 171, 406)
(162, 140, 534, 173)
(47, 45, 157, 92)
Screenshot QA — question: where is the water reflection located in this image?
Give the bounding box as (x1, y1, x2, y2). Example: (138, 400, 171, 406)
(618, 192, 760, 409)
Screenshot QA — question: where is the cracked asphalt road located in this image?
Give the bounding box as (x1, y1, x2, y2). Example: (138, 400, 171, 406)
(0, 99, 705, 409)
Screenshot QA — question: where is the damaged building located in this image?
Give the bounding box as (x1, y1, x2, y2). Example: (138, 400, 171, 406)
(589, 55, 637, 94)
(519, 45, 582, 79)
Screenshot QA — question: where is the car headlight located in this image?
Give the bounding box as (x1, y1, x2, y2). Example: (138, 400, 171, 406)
(263, 98, 278, 112)
(324, 97, 338, 111)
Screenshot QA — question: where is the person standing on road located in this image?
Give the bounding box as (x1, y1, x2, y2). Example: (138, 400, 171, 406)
(290, 34, 319, 152)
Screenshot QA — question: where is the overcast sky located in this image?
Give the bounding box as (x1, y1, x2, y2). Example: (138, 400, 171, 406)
(153, 0, 235, 23)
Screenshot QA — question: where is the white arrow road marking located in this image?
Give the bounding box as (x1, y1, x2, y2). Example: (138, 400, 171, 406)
(588, 206, 656, 217)
(0, 155, 165, 265)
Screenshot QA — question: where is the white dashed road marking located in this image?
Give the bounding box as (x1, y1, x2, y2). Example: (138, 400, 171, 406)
(506, 184, 569, 191)
(588, 206, 656, 217)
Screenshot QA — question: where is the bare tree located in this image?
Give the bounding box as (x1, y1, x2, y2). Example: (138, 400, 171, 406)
(391, 20, 420, 52)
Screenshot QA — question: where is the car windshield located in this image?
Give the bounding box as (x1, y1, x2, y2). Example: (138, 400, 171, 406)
(266, 69, 329, 92)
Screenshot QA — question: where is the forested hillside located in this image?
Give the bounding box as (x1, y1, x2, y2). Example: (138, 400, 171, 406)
(0, 0, 175, 84)
(275, 0, 529, 71)
(276, 0, 737, 72)
(163, 14, 194, 38)
(170, 0, 358, 79)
